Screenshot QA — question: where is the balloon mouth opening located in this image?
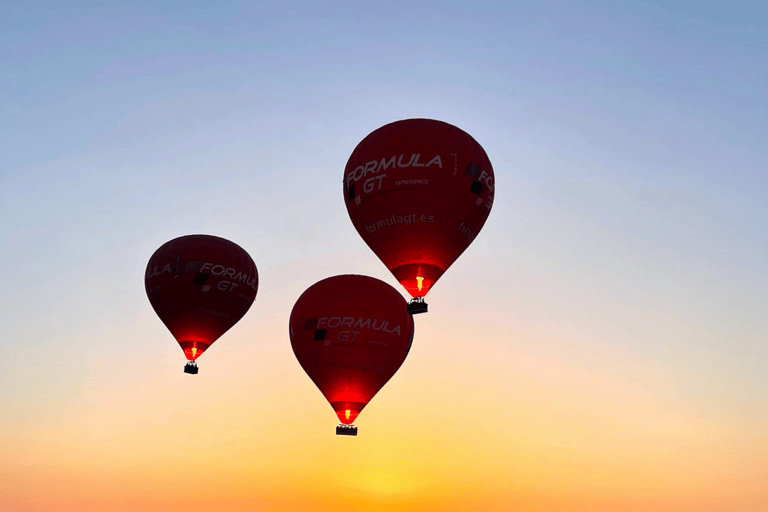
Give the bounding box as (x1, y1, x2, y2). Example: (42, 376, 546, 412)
(390, 263, 443, 298)
(331, 401, 366, 425)
(336, 410, 359, 425)
(178, 341, 211, 361)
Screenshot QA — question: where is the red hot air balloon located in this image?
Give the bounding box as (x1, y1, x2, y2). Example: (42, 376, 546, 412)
(290, 275, 414, 436)
(343, 119, 495, 314)
(145, 234, 258, 374)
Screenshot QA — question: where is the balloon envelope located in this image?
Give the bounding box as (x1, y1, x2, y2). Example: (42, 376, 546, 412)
(343, 118, 495, 298)
(290, 275, 414, 425)
(145, 234, 258, 363)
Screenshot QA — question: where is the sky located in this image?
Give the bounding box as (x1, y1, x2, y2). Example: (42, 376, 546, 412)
(1, 0, 767, 511)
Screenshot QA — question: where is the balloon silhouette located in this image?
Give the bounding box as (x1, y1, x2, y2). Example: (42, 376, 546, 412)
(343, 118, 495, 313)
(145, 234, 258, 374)
(290, 275, 414, 436)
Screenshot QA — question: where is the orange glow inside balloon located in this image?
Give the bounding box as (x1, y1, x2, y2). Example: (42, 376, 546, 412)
(178, 340, 211, 361)
(333, 402, 361, 425)
(391, 263, 441, 298)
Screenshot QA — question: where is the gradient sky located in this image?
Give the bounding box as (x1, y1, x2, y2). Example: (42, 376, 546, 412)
(1, 1, 766, 511)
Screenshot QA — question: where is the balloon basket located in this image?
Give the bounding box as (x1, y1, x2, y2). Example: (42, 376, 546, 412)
(336, 424, 358, 436)
(184, 361, 199, 375)
(407, 298, 428, 315)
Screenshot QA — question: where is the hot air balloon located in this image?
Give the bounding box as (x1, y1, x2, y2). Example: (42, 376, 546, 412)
(145, 234, 258, 374)
(290, 275, 414, 436)
(343, 118, 495, 314)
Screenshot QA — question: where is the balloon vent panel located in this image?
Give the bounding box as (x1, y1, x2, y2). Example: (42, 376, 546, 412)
(465, 162, 482, 178)
(185, 260, 204, 273)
